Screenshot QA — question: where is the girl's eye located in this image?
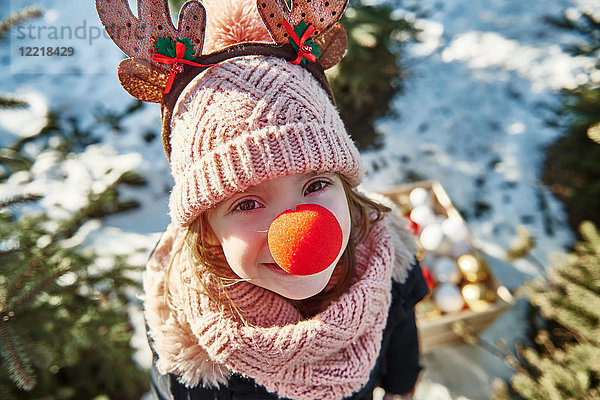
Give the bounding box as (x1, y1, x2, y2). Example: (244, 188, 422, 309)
(234, 199, 261, 212)
(305, 180, 329, 194)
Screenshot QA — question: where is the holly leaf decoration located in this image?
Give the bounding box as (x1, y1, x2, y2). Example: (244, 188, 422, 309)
(178, 37, 196, 61)
(155, 37, 176, 58)
(153, 37, 196, 61)
(288, 20, 322, 64)
(293, 20, 311, 39)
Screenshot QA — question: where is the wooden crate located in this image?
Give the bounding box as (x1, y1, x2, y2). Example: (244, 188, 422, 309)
(379, 181, 515, 352)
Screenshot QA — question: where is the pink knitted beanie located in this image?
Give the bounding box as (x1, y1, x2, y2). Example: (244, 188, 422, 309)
(168, 44, 363, 227)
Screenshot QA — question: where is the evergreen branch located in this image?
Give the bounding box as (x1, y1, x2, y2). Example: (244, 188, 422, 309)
(579, 221, 600, 249)
(0, 148, 34, 173)
(0, 96, 28, 109)
(0, 6, 43, 42)
(496, 222, 600, 398)
(558, 264, 599, 295)
(0, 194, 42, 209)
(0, 246, 20, 258)
(559, 274, 600, 321)
(2, 267, 66, 316)
(0, 320, 36, 391)
(0, 261, 40, 313)
(6, 111, 59, 154)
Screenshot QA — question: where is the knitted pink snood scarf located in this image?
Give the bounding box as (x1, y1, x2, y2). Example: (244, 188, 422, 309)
(144, 215, 413, 399)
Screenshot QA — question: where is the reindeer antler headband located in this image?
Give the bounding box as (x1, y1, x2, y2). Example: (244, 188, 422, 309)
(96, 0, 348, 160)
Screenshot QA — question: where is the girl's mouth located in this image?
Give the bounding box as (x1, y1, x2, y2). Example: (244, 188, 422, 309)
(263, 262, 291, 275)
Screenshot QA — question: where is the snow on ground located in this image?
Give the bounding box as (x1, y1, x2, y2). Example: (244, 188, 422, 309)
(1, 0, 596, 398)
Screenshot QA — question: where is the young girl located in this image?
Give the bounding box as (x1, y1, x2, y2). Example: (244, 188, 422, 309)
(96, 0, 428, 398)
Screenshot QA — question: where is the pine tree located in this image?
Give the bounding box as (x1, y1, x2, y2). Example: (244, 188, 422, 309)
(493, 222, 600, 400)
(1, 7, 150, 391)
(0, 98, 150, 398)
(542, 10, 600, 232)
(0, 189, 149, 399)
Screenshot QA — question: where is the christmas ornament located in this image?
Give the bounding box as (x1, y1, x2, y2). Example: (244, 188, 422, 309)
(268, 204, 343, 276)
(441, 217, 468, 242)
(416, 299, 442, 319)
(154, 36, 196, 60)
(409, 187, 431, 208)
(433, 283, 465, 313)
(432, 257, 461, 284)
(461, 283, 494, 312)
(457, 254, 488, 282)
(419, 223, 449, 252)
(410, 205, 437, 227)
(152, 39, 214, 94)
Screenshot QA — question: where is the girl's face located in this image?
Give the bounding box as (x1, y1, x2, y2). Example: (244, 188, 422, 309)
(206, 172, 351, 300)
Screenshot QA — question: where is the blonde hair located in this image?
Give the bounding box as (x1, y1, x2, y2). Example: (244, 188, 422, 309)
(167, 177, 390, 320)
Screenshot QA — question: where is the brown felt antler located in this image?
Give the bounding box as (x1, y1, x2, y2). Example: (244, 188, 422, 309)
(95, 0, 206, 69)
(95, 0, 207, 103)
(257, 0, 347, 42)
(256, 0, 348, 70)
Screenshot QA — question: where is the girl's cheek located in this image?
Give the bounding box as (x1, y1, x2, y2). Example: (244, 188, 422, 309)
(324, 191, 352, 242)
(338, 206, 352, 246)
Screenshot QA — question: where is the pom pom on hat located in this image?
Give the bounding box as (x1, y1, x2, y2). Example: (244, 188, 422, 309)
(203, 0, 273, 53)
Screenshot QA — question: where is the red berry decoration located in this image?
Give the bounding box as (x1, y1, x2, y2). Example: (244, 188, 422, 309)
(268, 204, 343, 276)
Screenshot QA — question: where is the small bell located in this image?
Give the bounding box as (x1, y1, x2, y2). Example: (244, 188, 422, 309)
(171, 63, 184, 74)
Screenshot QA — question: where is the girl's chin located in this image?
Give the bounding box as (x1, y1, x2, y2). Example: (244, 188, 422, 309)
(270, 269, 335, 300)
(274, 286, 325, 300)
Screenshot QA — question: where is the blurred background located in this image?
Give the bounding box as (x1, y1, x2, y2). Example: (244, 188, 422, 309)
(0, 0, 598, 399)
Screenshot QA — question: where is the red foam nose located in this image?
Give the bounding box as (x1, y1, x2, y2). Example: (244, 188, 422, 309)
(268, 204, 343, 276)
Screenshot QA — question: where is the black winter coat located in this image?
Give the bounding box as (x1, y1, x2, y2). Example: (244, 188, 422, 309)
(149, 258, 428, 400)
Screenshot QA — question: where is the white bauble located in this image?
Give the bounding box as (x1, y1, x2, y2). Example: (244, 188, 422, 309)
(410, 205, 437, 227)
(441, 218, 468, 242)
(419, 223, 446, 251)
(432, 257, 461, 284)
(409, 187, 431, 208)
(434, 283, 465, 313)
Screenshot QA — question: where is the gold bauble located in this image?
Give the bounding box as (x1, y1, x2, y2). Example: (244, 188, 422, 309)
(457, 254, 488, 282)
(461, 283, 494, 311)
(416, 299, 442, 320)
